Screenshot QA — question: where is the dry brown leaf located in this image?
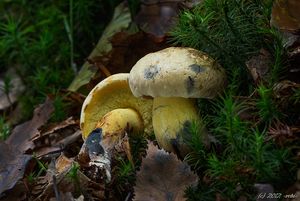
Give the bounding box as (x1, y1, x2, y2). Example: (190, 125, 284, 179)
(55, 155, 74, 174)
(86, 31, 169, 91)
(1, 98, 54, 195)
(6, 98, 54, 153)
(133, 141, 198, 201)
(34, 167, 105, 201)
(0, 141, 31, 194)
(68, 2, 132, 92)
(0, 69, 25, 110)
(49, 192, 83, 201)
(271, 0, 300, 32)
(135, 0, 181, 42)
(31, 117, 81, 158)
(245, 49, 271, 84)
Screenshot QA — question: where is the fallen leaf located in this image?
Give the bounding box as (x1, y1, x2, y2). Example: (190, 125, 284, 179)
(0, 69, 25, 110)
(6, 97, 54, 153)
(49, 192, 82, 201)
(68, 2, 132, 92)
(31, 117, 81, 158)
(0, 98, 54, 195)
(271, 0, 300, 32)
(85, 31, 169, 89)
(133, 141, 198, 201)
(135, 0, 181, 42)
(34, 165, 105, 201)
(245, 49, 271, 83)
(0, 141, 31, 194)
(55, 155, 73, 174)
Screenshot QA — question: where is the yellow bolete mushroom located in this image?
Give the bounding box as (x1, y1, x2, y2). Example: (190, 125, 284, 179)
(80, 73, 153, 139)
(128, 47, 226, 157)
(79, 73, 153, 181)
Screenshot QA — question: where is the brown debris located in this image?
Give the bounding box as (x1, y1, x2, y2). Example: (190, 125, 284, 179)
(0, 142, 31, 194)
(135, 0, 182, 42)
(6, 98, 54, 153)
(31, 117, 81, 158)
(133, 141, 198, 201)
(271, 0, 300, 32)
(245, 49, 271, 84)
(86, 31, 170, 91)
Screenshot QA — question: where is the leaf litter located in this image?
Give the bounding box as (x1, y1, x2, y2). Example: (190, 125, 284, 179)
(133, 141, 198, 201)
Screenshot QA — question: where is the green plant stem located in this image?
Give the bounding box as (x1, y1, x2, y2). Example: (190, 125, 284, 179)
(223, 1, 244, 45)
(192, 25, 244, 67)
(69, 0, 74, 72)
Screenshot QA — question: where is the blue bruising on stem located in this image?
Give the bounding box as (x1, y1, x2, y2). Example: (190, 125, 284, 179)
(86, 128, 105, 155)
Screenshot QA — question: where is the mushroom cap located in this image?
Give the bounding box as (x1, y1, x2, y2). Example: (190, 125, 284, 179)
(80, 73, 153, 138)
(129, 47, 226, 98)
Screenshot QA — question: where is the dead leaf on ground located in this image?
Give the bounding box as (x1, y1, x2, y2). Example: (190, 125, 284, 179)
(0, 68, 25, 110)
(135, 0, 182, 42)
(31, 117, 82, 158)
(49, 192, 84, 201)
(69, 2, 171, 93)
(271, 0, 300, 32)
(55, 155, 74, 174)
(0, 98, 54, 195)
(245, 49, 271, 84)
(6, 97, 54, 153)
(33, 162, 105, 201)
(68, 2, 132, 92)
(133, 141, 198, 201)
(86, 31, 169, 91)
(0, 141, 31, 195)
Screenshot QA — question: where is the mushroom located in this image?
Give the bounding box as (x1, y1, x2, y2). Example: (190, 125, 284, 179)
(79, 73, 153, 181)
(128, 47, 226, 156)
(80, 73, 153, 139)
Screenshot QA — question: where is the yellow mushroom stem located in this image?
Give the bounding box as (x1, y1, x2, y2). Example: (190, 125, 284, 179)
(152, 97, 207, 157)
(94, 108, 144, 165)
(95, 108, 144, 146)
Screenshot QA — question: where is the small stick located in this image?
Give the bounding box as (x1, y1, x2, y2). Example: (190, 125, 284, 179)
(86, 58, 111, 77)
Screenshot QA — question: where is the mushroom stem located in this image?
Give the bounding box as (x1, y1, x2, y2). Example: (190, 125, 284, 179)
(152, 97, 206, 157)
(86, 108, 143, 182)
(95, 108, 144, 150)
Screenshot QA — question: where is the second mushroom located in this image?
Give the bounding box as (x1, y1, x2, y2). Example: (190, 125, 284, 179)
(128, 47, 227, 157)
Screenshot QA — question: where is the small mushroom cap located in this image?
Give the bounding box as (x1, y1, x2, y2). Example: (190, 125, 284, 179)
(80, 73, 153, 138)
(129, 47, 226, 98)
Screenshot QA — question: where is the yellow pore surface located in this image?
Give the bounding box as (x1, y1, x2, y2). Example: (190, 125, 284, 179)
(80, 73, 153, 139)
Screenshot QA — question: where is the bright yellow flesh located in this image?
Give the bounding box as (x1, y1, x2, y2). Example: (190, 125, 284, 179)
(152, 97, 204, 154)
(96, 108, 143, 138)
(80, 73, 153, 138)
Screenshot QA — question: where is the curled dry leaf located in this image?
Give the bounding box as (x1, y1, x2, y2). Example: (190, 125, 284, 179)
(134, 141, 198, 201)
(271, 0, 300, 32)
(31, 117, 82, 158)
